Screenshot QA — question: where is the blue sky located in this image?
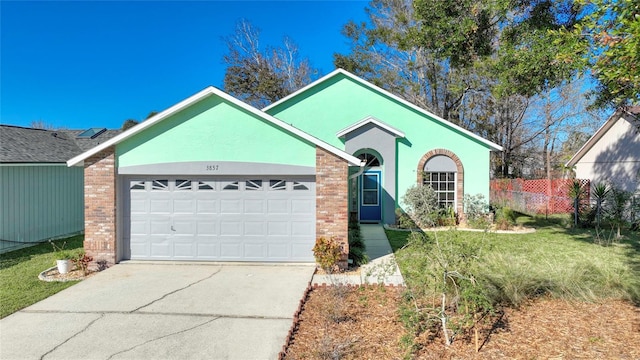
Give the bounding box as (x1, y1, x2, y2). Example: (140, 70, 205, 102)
(1, 1, 368, 130)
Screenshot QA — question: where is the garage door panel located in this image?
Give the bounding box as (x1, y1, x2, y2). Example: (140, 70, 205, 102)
(267, 221, 289, 236)
(128, 178, 315, 262)
(243, 242, 266, 258)
(173, 239, 196, 258)
(172, 218, 195, 232)
(149, 219, 171, 235)
(266, 199, 289, 213)
(267, 243, 289, 258)
(196, 199, 218, 214)
(244, 221, 265, 236)
(220, 199, 242, 214)
(130, 238, 149, 258)
(244, 199, 264, 214)
(291, 221, 314, 236)
(220, 241, 242, 258)
(173, 199, 195, 214)
(130, 199, 148, 213)
(196, 221, 217, 235)
(149, 238, 171, 258)
(149, 199, 172, 214)
(130, 220, 149, 235)
(220, 221, 242, 236)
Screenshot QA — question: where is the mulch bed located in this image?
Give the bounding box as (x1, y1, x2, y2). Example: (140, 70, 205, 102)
(284, 287, 640, 359)
(284, 285, 407, 359)
(38, 266, 95, 282)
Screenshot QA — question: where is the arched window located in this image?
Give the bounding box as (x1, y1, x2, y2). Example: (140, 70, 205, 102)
(423, 155, 457, 209)
(357, 152, 381, 167)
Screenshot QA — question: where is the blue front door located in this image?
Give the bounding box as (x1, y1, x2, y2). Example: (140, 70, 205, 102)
(359, 171, 382, 222)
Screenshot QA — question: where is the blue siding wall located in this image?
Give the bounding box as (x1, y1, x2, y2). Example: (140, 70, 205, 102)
(0, 165, 84, 253)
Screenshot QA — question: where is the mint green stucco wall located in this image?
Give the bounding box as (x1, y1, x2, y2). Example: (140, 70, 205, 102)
(267, 74, 494, 209)
(117, 96, 316, 167)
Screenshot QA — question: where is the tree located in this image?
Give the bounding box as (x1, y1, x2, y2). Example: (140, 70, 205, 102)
(552, 0, 640, 108)
(30, 120, 57, 130)
(121, 119, 138, 130)
(121, 110, 157, 130)
(222, 20, 318, 108)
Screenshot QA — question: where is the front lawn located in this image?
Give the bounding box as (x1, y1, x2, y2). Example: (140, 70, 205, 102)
(389, 214, 640, 305)
(0, 235, 84, 318)
(388, 213, 640, 353)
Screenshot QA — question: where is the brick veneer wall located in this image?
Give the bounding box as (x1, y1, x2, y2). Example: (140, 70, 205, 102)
(417, 148, 465, 220)
(84, 147, 117, 269)
(315, 147, 349, 269)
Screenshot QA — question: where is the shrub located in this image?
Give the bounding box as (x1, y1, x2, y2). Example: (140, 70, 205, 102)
(494, 206, 516, 230)
(313, 237, 342, 272)
(436, 206, 457, 227)
(348, 221, 368, 266)
(72, 252, 93, 276)
(464, 193, 490, 229)
(396, 231, 493, 343)
(395, 208, 418, 229)
(606, 186, 633, 238)
(402, 185, 439, 227)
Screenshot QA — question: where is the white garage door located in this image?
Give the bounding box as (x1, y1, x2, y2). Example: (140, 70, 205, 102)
(126, 178, 316, 262)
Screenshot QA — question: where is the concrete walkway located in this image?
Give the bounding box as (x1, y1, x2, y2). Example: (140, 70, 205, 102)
(0, 263, 315, 360)
(313, 224, 405, 286)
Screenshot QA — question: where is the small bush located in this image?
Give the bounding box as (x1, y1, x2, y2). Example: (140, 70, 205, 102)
(72, 252, 93, 276)
(402, 185, 439, 227)
(464, 193, 490, 229)
(494, 206, 516, 230)
(348, 222, 368, 266)
(395, 208, 418, 229)
(436, 206, 457, 227)
(313, 237, 342, 272)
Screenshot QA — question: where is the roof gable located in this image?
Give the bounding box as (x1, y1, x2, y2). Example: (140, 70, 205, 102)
(566, 107, 640, 167)
(336, 116, 405, 139)
(264, 69, 502, 151)
(67, 87, 362, 167)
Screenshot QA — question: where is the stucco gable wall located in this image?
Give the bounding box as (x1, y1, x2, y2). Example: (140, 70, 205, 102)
(575, 115, 640, 193)
(117, 96, 316, 168)
(266, 74, 493, 207)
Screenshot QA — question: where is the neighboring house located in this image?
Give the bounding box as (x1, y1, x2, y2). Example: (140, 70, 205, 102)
(0, 125, 119, 253)
(68, 69, 502, 268)
(566, 106, 640, 193)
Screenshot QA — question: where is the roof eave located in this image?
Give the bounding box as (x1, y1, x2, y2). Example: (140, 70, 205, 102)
(564, 109, 622, 167)
(336, 116, 406, 139)
(68, 86, 361, 167)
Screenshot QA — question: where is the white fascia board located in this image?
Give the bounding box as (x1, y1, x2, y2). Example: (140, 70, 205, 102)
(68, 86, 361, 167)
(264, 68, 503, 152)
(565, 110, 619, 167)
(336, 116, 406, 138)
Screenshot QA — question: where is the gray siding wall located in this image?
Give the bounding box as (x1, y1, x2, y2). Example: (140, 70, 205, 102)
(0, 165, 84, 253)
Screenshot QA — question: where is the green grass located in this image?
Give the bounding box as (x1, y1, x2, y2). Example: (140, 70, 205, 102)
(0, 235, 84, 318)
(387, 214, 640, 306)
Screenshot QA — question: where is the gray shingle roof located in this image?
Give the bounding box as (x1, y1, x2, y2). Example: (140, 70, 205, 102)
(0, 125, 121, 163)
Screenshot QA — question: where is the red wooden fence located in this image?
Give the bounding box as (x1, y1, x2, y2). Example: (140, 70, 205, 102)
(490, 178, 590, 215)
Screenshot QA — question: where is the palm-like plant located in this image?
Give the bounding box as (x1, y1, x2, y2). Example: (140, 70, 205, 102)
(591, 183, 610, 228)
(567, 180, 586, 228)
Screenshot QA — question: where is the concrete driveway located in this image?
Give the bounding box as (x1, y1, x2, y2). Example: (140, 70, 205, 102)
(0, 262, 315, 360)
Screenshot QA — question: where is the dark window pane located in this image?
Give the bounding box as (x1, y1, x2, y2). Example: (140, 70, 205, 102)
(363, 174, 378, 190)
(363, 190, 378, 205)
